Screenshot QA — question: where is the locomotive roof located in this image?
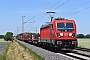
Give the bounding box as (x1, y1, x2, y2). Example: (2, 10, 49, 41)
(41, 22, 51, 28)
(51, 19, 75, 24)
(41, 18, 75, 28)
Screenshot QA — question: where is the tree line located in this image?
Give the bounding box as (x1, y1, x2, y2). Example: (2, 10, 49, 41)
(77, 34, 90, 38)
(0, 33, 90, 41)
(0, 35, 4, 38)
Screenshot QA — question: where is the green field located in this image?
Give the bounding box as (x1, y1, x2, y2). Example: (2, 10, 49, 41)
(0, 39, 7, 42)
(77, 38, 90, 49)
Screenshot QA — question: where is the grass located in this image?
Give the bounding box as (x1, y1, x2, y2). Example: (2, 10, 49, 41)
(77, 38, 90, 49)
(16, 40, 44, 60)
(0, 39, 7, 42)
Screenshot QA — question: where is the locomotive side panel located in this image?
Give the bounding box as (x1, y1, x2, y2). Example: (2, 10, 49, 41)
(40, 26, 51, 43)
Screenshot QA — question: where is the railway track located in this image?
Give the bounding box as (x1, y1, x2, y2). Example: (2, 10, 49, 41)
(75, 47, 90, 52)
(30, 43, 90, 60)
(37, 44, 90, 60)
(56, 50, 90, 60)
(60, 47, 90, 60)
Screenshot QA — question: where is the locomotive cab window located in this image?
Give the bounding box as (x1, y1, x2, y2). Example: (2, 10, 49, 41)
(57, 23, 74, 32)
(57, 23, 64, 28)
(66, 23, 73, 29)
(66, 23, 74, 32)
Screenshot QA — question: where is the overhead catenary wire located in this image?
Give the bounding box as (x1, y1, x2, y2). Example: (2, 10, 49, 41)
(42, 0, 70, 17)
(32, 0, 63, 21)
(24, 16, 35, 24)
(61, 1, 90, 15)
(35, 0, 63, 17)
(16, 27, 22, 34)
(23, 0, 70, 24)
(21, 0, 90, 23)
(48, 0, 63, 10)
(23, 0, 63, 23)
(65, 6, 90, 17)
(52, 0, 71, 11)
(34, 0, 71, 22)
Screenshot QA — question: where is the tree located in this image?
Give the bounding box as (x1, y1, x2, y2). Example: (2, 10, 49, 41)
(77, 34, 85, 38)
(85, 34, 90, 38)
(4, 32, 13, 41)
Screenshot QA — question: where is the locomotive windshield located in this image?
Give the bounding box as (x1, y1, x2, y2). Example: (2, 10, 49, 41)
(66, 23, 73, 28)
(57, 23, 74, 32)
(57, 23, 64, 28)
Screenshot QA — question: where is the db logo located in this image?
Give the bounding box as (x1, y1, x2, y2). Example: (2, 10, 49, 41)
(64, 33, 68, 36)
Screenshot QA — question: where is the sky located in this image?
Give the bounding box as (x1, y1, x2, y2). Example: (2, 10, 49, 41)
(0, 0, 90, 35)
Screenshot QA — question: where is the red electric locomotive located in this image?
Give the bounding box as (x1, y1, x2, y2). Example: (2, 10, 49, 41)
(40, 18, 78, 50)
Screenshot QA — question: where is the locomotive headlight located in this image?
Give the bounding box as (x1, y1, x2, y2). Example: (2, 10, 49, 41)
(69, 33, 72, 36)
(60, 33, 63, 36)
(69, 33, 74, 38)
(72, 33, 74, 38)
(57, 33, 63, 38)
(57, 34, 61, 38)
